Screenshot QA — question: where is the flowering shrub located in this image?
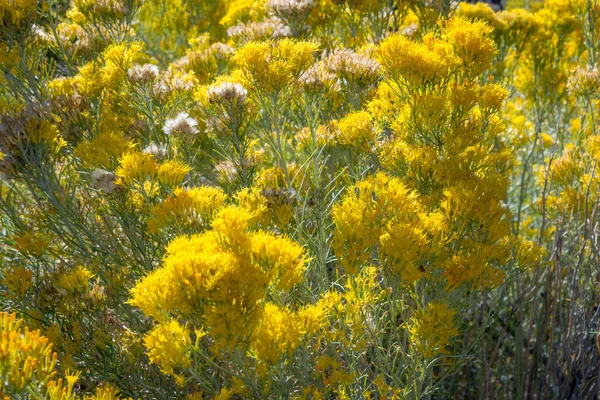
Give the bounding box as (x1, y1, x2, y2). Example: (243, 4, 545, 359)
(0, 0, 599, 398)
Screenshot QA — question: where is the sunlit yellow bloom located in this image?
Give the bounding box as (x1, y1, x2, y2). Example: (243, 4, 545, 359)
(133, 205, 308, 349)
(45, 370, 80, 400)
(235, 39, 318, 92)
(377, 33, 458, 85)
(251, 302, 324, 364)
(144, 320, 191, 375)
(116, 152, 157, 185)
(0, 313, 57, 395)
(334, 111, 377, 151)
(250, 231, 306, 290)
(148, 186, 227, 232)
(445, 17, 497, 75)
(478, 83, 509, 111)
(74, 62, 103, 97)
(101, 42, 144, 86)
(332, 173, 420, 273)
(220, 0, 266, 27)
(456, 2, 507, 29)
(156, 160, 192, 187)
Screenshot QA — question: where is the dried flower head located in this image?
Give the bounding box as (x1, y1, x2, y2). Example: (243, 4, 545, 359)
(268, 0, 314, 21)
(323, 48, 381, 86)
(163, 112, 199, 137)
(215, 160, 239, 184)
(298, 64, 340, 91)
(228, 18, 292, 42)
(153, 70, 197, 99)
(143, 143, 168, 160)
(92, 169, 118, 193)
(207, 82, 248, 104)
(127, 63, 160, 84)
(567, 65, 600, 99)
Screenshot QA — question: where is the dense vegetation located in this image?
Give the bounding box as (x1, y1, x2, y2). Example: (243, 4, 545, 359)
(1, 0, 599, 398)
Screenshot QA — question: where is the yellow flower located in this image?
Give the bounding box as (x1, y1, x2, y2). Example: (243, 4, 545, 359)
(380, 221, 430, 283)
(332, 173, 420, 273)
(13, 231, 52, 257)
(116, 152, 157, 185)
(478, 83, 509, 111)
(74, 0, 128, 19)
(26, 119, 60, 145)
(516, 239, 546, 269)
(377, 33, 455, 85)
(74, 131, 134, 168)
(334, 111, 377, 151)
(156, 160, 192, 187)
(74, 62, 103, 97)
(103, 42, 143, 68)
(88, 383, 122, 400)
(236, 187, 269, 223)
(0, 312, 57, 394)
(144, 320, 191, 375)
(132, 204, 308, 349)
(250, 231, 307, 290)
(101, 42, 144, 86)
(455, 2, 507, 30)
(408, 302, 458, 358)
(315, 355, 356, 388)
(0, 0, 37, 27)
(129, 267, 182, 322)
(56, 266, 94, 293)
(567, 65, 600, 99)
(220, 0, 266, 27)
(235, 39, 318, 92)
(251, 166, 302, 227)
(541, 132, 554, 148)
(445, 17, 497, 75)
(45, 370, 80, 400)
(148, 186, 228, 232)
(1, 267, 32, 299)
(251, 303, 323, 364)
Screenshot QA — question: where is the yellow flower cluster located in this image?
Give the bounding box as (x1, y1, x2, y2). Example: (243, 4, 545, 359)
(56, 266, 94, 294)
(0, 312, 57, 396)
(235, 39, 318, 92)
(320, 266, 386, 351)
(13, 230, 53, 257)
(75, 132, 133, 169)
(131, 205, 307, 349)
(377, 33, 458, 85)
(332, 173, 424, 276)
(115, 152, 191, 189)
(148, 186, 227, 232)
(334, 111, 377, 151)
(408, 302, 459, 358)
(251, 302, 323, 364)
(143, 320, 191, 376)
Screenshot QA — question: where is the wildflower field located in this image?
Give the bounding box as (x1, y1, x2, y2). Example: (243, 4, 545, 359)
(1, 0, 600, 398)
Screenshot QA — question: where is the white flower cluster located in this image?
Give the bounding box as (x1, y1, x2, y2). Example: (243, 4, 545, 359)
(162, 112, 199, 137)
(207, 82, 248, 104)
(127, 63, 159, 84)
(268, 0, 314, 20)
